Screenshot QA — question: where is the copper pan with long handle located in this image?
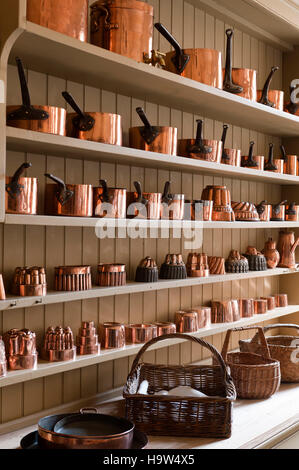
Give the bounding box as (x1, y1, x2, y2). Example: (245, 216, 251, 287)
(6, 163, 38, 215)
(281, 145, 298, 176)
(93, 179, 127, 218)
(257, 66, 284, 111)
(221, 124, 241, 166)
(178, 119, 222, 163)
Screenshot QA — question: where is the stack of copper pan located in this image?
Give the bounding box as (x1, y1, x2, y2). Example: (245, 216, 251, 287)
(99, 323, 126, 350)
(0, 336, 7, 378)
(4, 329, 38, 370)
(186, 253, 209, 277)
(208, 257, 226, 275)
(97, 264, 126, 287)
(55, 266, 92, 292)
(41, 327, 76, 362)
(12, 267, 47, 297)
(76, 322, 101, 356)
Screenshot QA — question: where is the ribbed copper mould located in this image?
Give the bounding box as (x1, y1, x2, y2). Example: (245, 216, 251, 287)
(6, 163, 38, 216)
(154, 322, 177, 337)
(135, 257, 159, 283)
(41, 326, 76, 362)
(175, 311, 198, 333)
(238, 299, 255, 318)
(97, 264, 126, 287)
(159, 254, 187, 280)
(211, 301, 234, 324)
(189, 307, 211, 329)
(186, 253, 209, 278)
(178, 120, 223, 163)
(208, 257, 226, 275)
(261, 296, 277, 311)
(76, 322, 101, 356)
(0, 337, 7, 378)
(125, 324, 157, 344)
(232, 202, 260, 222)
(4, 329, 38, 370)
(275, 294, 288, 308)
(225, 250, 249, 274)
(12, 266, 47, 297)
(93, 180, 126, 219)
(55, 266, 92, 292)
(254, 299, 268, 315)
(99, 323, 126, 350)
(201, 185, 235, 222)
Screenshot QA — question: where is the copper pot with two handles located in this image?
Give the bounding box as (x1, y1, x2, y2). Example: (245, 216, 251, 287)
(257, 67, 284, 111)
(129, 107, 177, 155)
(45, 174, 93, 217)
(93, 180, 127, 218)
(7, 58, 66, 136)
(63, 92, 122, 145)
(6, 163, 38, 215)
(126, 181, 161, 220)
(178, 119, 223, 163)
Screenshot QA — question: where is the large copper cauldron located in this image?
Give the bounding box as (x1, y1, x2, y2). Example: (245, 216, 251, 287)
(178, 119, 222, 163)
(7, 58, 66, 136)
(27, 0, 88, 42)
(45, 174, 93, 217)
(127, 181, 162, 220)
(155, 23, 222, 89)
(90, 0, 153, 63)
(93, 180, 127, 218)
(257, 67, 284, 111)
(6, 163, 38, 215)
(63, 92, 122, 145)
(129, 107, 177, 155)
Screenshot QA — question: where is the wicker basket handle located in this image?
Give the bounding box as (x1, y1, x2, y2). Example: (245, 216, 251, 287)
(251, 323, 299, 343)
(222, 326, 271, 360)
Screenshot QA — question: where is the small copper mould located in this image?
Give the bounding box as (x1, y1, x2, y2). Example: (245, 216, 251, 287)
(4, 329, 38, 370)
(97, 264, 126, 287)
(254, 299, 268, 315)
(175, 311, 198, 333)
(244, 247, 267, 271)
(211, 301, 235, 323)
(160, 254, 187, 280)
(231, 202, 260, 222)
(190, 307, 211, 329)
(275, 294, 288, 308)
(76, 322, 101, 356)
(186, 253, 209, 278)
(41, 326, 76, 362)
(99, 323, 126, 350)
(184, 200, 213, 221)
(55, 266, 92, 292)
(238, 299, 255, 318)
(261, 296, 276, 311)
(154, 322, 177, 336)
(225, 250, 249, 274)
(125, 324, 157, 345)
(208, 257, 226, 275)
(12, 266, 47, 297)
(135, 257, 159, 283)
(0, 336, 7, 378)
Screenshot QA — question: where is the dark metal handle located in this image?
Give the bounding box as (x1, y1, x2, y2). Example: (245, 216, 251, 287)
(273, 200, 288, 215)
(136, 107, 160, 145)
(259, 66, 279, 107)
(16, 57, 31, 107)
(154, 23, 190, 74)
(223, 29, 243, 95)
(286, 85, 299, 114)
(243, 141, 258, 168)
(45, 173, 74, 206)
(265, 143, 278, 171)
(188, 120, 212, 155)
(133, 181, 148, 206)
(62, 91, 95, 132)
(5, 162, 32, 199)
(136, 107, 152, 129)
(256, 200, 267, 215)
(62, 91, 85, 119)
(162, 181, 172, 203)
(221, 124, 230, 161)
(12, 162, 32, 182)
(280, 145, 287, 161)
(99, 179, 110, 203)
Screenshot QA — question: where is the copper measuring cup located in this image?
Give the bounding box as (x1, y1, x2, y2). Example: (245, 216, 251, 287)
(264, 143, 284, 174)
(161, 181, 184, 220)
(155, 23, 222, 89)
(6, 163, 38, 215)
(125, 324, 157, 344)
(256, 200, 271, 222)
(93, 180, 127, 219)
(99, 323, 126, 349)
(211, 301, 234, 324)
(63, 92, 122, 145)
(45, 173, 93, 217)
(281, 145, 298, 176)
(129, 107, 177, 155)
(257, 67, 284, 111)
(175, 311, 198, 333)
(178, 119, 223, 163)
(7, 58, 66, 136)
(127, 181, 162, 220)
(241, 142, 264, 171)
(221, 124, 241, 166)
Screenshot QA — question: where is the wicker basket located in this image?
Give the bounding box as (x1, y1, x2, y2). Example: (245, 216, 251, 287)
(239, 324, 299, 383)
(123, 334, 236, 438)
(222, 327, 281, 400)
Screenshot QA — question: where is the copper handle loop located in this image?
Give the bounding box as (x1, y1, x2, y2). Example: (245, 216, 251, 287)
(91, 4, 109, 32)
(222, 326, 271, 361)
(80, 407, 98, 415)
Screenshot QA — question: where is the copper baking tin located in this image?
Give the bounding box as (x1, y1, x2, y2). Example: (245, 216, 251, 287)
(201, 185, 235, 222)
(90, 0, 154, 63)
(281, 145, 298, 176)
(0, 337, 7, 378)
(12, 267, 47, 297)
(275, 294, 288, 308)
(261, 296, 276, 311)
(238, 299, 255, 318)
(161, 182, 184, 220)
(127, 181, 162, 220)
(175, 311, 198, 333)
(55, 266, 92, 292)
(76, 322, 101, 356)
(256, 200, 271, 222)
(178, 120, 222, 163)
(93, 180, 127, 219)
(257, 67, 284, 111)
(6, 163, 38, 215)
(41, 326, 76, 362)
(97, 264, 126, 287)
(241, 142, 264, 171)
(254, 299, 268, 315)
(27, 0, 88, 41)
(285, 203, 299, 222)
(154, 322, 177, 337)
(99, 323, 126, 349)
(4, 329, 38, 371)
(125, 324, 157, 344)
(189, 307, 211, 329)
(186, 253, 209, 278)
(208, 257, 226, 275)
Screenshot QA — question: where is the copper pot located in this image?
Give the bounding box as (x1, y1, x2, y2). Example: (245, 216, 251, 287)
(45, 174, 93, 217)
(178, 119, 222, 163)
(223, 30, 257, 100)
(127, 181, 162, 220)
(281, 145, 298, 176)
(90, 0, 154, 63)
(277, 231, 299, 269)
(6, 163, 38, 215)
(285, 85, 299, 115)
(221, 124, 241, 166)
(161, 181, 184, 220)
(271, 201, 287, 222)
(63, 92, 122, 145)
(93, 180, 127, 219)
(7, 58, 66, 136)
(256, 200, 271, 222)
(261, 296, 276, 311)
(130, 108, 177, 155)
(125, 324, 157, 344)
(154, 322, 177, 336)
(97, 264, 126, 287)
(275, 294, 288, 308)
(285, 202, 299, 222)
(201, 185, 235, 222)
(175, 311, 198, 333)
(155, 23, 222, 89)
(27, 0, 88, 41)
(241, 142, 264, 171)
(264, 143, 284, 174)
(257, 67, 284, 111)
(99, 323, 126, 349)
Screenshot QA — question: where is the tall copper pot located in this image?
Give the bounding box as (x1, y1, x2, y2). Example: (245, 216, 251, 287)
(178, 119, 222, 163)
(6, 163, 38, 215)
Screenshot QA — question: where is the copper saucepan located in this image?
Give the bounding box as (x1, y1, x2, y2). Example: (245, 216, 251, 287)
(127, 181, 162, 220)
(271, 201, 287, 222)
(129, 107, 177, 155)
(178, 119, 223, 163)
(45, 174, 93, 217)
(285, 202, 299, 222)
(155, 23, 222, 89)
(7, 58, 66, 136)
(281, 145, 298, 176)
(93, 180, 127, 218)
(256, 200, 271, 222)
(63, 92, 122, 145)
(221, 124, 241, 166)
(6, 163, 38, 215)
(223, 29, 257, 101)
(257, 66, 284, 111)
(161, 181, 184, 220)
(264, 143, 284, 174)
(241, 141, 264, 171)
(27, 0, 88, 41)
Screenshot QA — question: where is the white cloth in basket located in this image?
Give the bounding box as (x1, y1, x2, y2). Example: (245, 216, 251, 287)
(137, 381, 209, 398)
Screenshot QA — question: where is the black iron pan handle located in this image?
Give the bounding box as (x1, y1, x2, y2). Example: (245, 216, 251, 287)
(221, 124, 230, 161)
(154, 23, 190, 74)
(162, 181, 172, 204)
(264, 143, 278, 171)
(258, 66, 279, 107)
(136, 107, 160, 145)
(5, 162, 32, 199)
(134, 181, 148, 206)
(99, 179, 110, 203)
(243, 141, 258, 168)
(223, 29, 243, 95)
(188, 119, 212, 155)
(286, 85, 299, 115)
(45, 173, 74, 206)
(62, 91, 95, 132)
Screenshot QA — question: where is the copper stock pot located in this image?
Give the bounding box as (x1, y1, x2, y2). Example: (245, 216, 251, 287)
(93, 179, 127, 218)
(6, 163, 38, 215)
(178, 119, 223, 163)
(257, 66, 284, 111)
(127, 181, 162, 220)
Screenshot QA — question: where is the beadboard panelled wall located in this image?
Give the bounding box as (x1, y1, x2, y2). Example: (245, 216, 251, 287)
(0, 0, 282, 426)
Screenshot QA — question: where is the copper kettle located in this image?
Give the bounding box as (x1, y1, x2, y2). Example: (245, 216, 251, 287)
(277, 231, 299, 269)
(6, 163, 38, 215)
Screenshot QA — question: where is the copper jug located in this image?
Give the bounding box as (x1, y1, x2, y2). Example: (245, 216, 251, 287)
(178, 119, 223, 163)
(277, 231, 299, 269)
(155, 23, 222, 89)
(241, 141, 264, 171)
(6, 163, 38, 215)
(90, 0, 154, 63)
(221, 124, 241, 166)
(257, 67, 284, 111)
(127, 181, 162, 220)
(264, 143, 284, 174)
(93, 180, 127, 218)
(281, 145, 298, 176)
(262, 238, 280, 269)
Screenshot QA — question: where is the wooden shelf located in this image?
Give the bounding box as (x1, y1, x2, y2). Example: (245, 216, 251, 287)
(8, 22, 299, 137)
(0, 305, 297, 388)
(6, 127, 299, 185)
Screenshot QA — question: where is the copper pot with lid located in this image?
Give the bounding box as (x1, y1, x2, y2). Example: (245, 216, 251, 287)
(241, 141, 264, 171)
(63, 92, 122, 145)
(264, 143, 284, 174)
(129, 107, 177, 155)
(45, 174, 93, 217)
(178, 119, 223, 163)
(221, 124, 241, 166)
(7, 58, 66, 136)
(155, 23, 222, 89)
(93, 179, 127, 218)
(127, 181, 162, 220)
(257, 67, 284, 111)
(161, 181, 184, 220)
(281, 145, 298, 176)
(6, 162, 38, 215)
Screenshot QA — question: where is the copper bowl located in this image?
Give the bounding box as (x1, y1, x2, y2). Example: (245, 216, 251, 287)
(254, 299, 268, 315)
(261, 296, 276, 311)
(6, 163, 38, 216)
(154, 322, 177, 336)
(125, 324, 157, 344)
(175, 311, 198, 333)
(275, 294, 288, 308)
(99, 323, 126, 349)
(93, 180, 127, 219)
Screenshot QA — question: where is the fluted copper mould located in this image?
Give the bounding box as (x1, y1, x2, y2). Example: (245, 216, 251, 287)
(178, 119, 223, 163)
(55, 266, 92, 292)
(208, 257, 226, 275)
(161, 182, 184, 220)
(225, 250, 249, 274)
(12, 267, 47, 297)
(261, 296, 277, 311)
(275, 294, 288, 308)
(127, 181, 162, 220)
(6, 163, 38, 216)
(277, 231, 299, 269)
(99, 323, 126, 349)
(93, 180, 127, 219)
(129, 107, 177, 156)
(97, 264, 126, 287)
(264, 143, 284, 174)
(244, 246, 267, 271)
(281, 145, 298, 176)
(76, 322, 101, 356)
(0, 276, 5, 301)
(27, 0, 88, 41)
(159, 254, 187, 280)
(90, 0, 154, 63)
(284, 85, 299, 116)
(45, 174, 93, 217)
(7, 58, 66, 136)
(63, 92, 122, 145)
(154, 322, 177, 337)
(201, 185, 235, 222)
(285, 202, 299, 222)
(155, 23, 222, 89)
(125, 324, 157, 344)
(257, 67, 284, 111)
(271, 201, 287, 221)
(241, 142, 264, 171)
(256, 200, 271, 222)
(221, 124, 241, 166)
(262, 238, 280, 269)
(41, 326, 76, 362)
(231, 202, 260, 222)
(4, 329, 38, 370)
(223, 29, 256, 100)
(238, 299, 255, 318)
(254, 299, 268, 315)
(175, 311, 198, 333)
(135, 257, 158, 283)
(211, 301, 238, 324)
(0, 337, 7, 378)
(189, 307, 211, 329)
(186, 253, 209, 278)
